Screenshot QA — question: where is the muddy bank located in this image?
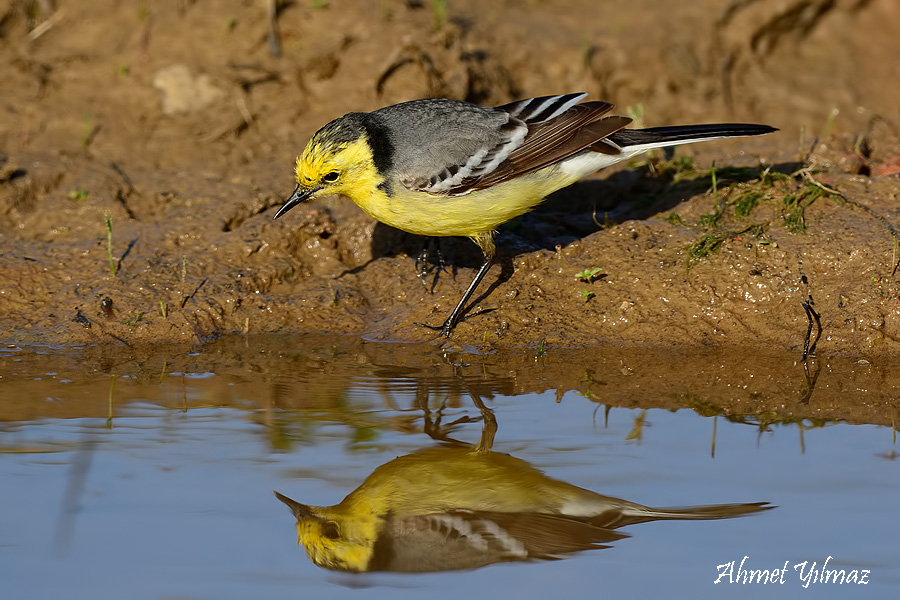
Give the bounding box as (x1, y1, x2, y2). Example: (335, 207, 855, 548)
(1, 0, 899, 354)
(1, 334, 897, 429)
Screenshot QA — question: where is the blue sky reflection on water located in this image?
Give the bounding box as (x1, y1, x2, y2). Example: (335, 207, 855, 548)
(2, 367, 898, 599)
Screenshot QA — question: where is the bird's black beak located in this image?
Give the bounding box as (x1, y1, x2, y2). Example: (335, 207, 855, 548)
(274, 185, 315, 220)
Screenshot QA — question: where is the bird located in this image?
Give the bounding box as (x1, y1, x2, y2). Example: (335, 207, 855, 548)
(274, 93, 776, 336)
(274, 445, 772, 573)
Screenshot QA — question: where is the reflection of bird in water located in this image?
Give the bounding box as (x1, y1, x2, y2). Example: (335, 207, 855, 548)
(275, 445, 772, 572)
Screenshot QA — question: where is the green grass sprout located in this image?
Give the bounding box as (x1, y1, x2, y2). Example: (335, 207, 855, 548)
(575, 266, 603, 283)
(104, 212, 117, 275)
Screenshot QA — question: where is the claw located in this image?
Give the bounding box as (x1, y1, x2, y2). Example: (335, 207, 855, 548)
(415, 318, 455, 337)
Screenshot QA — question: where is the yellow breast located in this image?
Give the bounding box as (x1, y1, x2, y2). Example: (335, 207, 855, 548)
(353, 166, 579, 239)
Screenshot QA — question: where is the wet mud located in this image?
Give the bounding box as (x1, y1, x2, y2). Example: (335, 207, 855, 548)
(2, 334, 897, 429)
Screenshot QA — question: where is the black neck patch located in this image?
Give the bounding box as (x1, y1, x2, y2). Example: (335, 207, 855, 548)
(358, 114, 394, 179)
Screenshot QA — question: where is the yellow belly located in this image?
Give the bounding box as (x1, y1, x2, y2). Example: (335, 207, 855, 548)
(352, 166, 578, 238)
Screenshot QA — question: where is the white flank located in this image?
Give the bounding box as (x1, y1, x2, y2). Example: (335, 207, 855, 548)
(559, 132, 744, 179)
(557, 150, 636, 179)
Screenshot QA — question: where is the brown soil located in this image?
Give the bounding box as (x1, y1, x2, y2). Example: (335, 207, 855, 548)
(2, 0, 900, 356)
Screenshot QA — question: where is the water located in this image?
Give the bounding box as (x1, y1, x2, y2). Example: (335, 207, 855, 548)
(1, 336, 897, 598)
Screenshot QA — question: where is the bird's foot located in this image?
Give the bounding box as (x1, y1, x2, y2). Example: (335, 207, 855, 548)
(414, 318, 455, 337)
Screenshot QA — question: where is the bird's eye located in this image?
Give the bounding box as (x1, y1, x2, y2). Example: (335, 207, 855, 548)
(322, 171, 339, 183)
(321, 521, 340, 540)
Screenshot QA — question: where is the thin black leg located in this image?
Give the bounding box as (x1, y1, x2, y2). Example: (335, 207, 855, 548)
(438, 252, 494, 336)
(417, 233, 495, 337)
(416, 250, 494, 337)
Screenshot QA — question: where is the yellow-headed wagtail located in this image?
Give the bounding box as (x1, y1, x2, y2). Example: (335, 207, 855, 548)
(275, 93, 776, 336)
(275, 446, 771, 572)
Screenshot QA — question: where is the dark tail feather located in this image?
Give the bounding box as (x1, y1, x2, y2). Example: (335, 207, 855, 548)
(609, 123, 777, 148)
(591, 501, 774, 529)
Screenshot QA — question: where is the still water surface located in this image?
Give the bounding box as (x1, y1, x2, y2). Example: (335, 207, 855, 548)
(1, 336, 897, 598)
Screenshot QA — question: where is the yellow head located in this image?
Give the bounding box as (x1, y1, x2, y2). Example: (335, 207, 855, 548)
(274, 491, 378, 573)
(274, 114, 387, 220)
